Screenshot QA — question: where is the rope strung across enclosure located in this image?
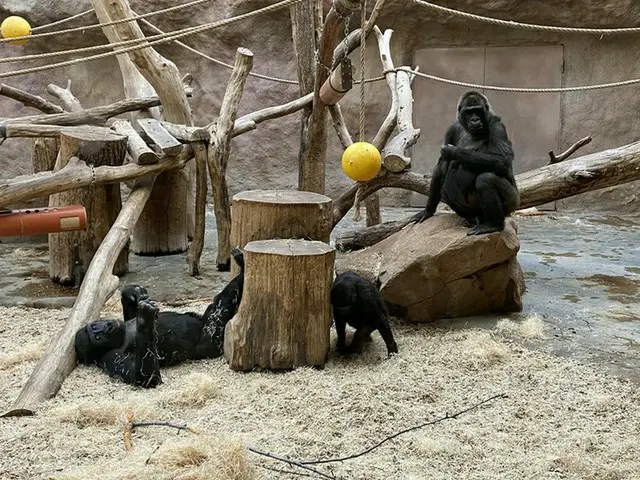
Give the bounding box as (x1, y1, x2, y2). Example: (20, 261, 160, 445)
(358, 0, 367, 141)
(0, 0, 210, 44)
(30, 8, 95, 32)
(0, 0, 303, 80)
(412, 0, 640, 34)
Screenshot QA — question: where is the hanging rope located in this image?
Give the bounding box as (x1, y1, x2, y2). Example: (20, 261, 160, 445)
(411, 0, 640, 34)
(358, 0, 367, 142)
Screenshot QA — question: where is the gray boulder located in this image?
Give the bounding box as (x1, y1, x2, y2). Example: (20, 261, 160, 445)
(336, 214, 525, 322)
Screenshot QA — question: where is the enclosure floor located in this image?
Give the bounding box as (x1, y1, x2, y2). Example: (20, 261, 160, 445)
(0, 208, 638, 479)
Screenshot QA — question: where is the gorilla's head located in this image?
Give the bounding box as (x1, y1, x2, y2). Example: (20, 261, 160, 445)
(75, 319, 125, 364)
(457, 91, 492, 136)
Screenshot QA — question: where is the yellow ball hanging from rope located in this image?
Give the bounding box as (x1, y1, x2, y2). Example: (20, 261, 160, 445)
(341, 142, 382, 182)
(1, 16, 32, 46)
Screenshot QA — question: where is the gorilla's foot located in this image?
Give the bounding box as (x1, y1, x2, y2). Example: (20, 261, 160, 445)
(467, 223, 503, 235)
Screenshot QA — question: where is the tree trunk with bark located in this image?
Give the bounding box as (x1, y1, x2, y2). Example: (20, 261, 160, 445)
(224, 239, 335, 371)
(48, 126, 128, 285)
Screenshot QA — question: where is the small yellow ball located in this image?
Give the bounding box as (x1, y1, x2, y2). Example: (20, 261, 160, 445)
(1, 16, 31, 46)
(341, 141, 382, 182)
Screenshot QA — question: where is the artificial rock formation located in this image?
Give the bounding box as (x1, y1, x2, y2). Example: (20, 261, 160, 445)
(336, 213, 525, 322)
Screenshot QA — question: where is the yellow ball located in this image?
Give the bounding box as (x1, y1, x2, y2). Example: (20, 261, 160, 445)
(1, 16, 31, 46)
(341, 141, 382, 182)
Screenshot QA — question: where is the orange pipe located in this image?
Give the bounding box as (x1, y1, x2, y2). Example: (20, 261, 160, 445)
(0, 205, 87, 236)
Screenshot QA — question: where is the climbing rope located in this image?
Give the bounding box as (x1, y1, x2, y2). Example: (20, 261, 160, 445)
(0, 0, 302, 80)
(358, 0, 367, 141)
(412, 0, 640, 34)
(30, 8, 95, 32)
(138, 18, 299, 85)
(388, 67, 640, 93)
(0, 0, 210, 44)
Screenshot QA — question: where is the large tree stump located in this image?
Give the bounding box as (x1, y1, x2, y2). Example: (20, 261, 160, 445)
(229, 189, 333, 277)
(48, 126, 128, 285)
(30, 137, 59, 208)
(224, 239, 335, 371)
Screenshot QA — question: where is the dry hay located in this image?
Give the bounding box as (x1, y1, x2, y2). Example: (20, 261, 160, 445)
(0, 304, 638, 480)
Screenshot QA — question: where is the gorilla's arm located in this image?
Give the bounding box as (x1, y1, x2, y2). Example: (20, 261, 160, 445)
(412, 123, 463, 223)
(442, 120, 514, 176)
(99, 301, 162, 388)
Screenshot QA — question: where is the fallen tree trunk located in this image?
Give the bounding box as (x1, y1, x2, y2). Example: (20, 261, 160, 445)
(335, 140, 640, 250)
(3, 179, 155, 417)
(0, 146, 193, 208)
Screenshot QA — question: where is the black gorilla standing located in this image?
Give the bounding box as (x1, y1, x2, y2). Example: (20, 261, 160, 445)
(74, 248, 245, 386)
(413, 91, 520, 235)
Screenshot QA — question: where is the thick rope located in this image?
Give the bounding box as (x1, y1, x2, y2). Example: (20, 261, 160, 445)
(391, 67, 640, 93)
(0, 0, 210, 44)
(0, 0, 302, 80)
(138, 18, 299, 85)
(412, 0, 640, 34)
(30, 9, 95, 32)
(358, 0, 366, 142)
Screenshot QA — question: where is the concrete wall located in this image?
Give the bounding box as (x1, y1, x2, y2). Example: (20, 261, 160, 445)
(0, 0, 638, 213)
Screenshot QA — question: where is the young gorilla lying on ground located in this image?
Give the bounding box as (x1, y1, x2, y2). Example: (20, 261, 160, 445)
(74, 248, 245, 387)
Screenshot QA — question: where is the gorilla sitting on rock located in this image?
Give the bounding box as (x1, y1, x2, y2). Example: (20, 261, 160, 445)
(74, 247, 245, 387)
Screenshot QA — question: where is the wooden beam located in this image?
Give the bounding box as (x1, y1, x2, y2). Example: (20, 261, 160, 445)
(112, 120, 160, 165)
(137, 118, 183, 156)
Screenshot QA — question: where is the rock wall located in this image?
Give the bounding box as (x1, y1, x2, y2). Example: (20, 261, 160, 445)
(0, 0, 638, 213)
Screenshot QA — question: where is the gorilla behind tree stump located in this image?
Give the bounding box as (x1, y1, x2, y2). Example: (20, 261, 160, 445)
(336, 213, 525, 323)
(229, 190, 333, 277)
(224, 239, 335, 371)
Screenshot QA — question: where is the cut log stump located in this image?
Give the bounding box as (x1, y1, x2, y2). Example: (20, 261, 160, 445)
(229, 189, 333, 277)
(224, 239, 336, 371)
(48, 126, 128, 285)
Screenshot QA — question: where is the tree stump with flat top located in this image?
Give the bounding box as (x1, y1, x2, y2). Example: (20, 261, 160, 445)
(224, 239, 335, 371)
(229, 189, 333, 277)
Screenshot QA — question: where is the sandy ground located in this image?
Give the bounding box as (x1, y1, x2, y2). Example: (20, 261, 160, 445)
(0, 300, 638, 480)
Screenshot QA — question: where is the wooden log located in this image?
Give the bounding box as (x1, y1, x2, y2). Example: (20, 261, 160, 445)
(29, 137, 60, 208)
(137, 118, 183, 156)
(223, 239, 336, 371)
(207, 47, 254, 271)
(229, 189, 333, 277)
(186, 141, 208, 276)
(381, 68, 419, 172)
(319, 59, 354, 105)
(46, 81, 83, 113)
(1, 124, 66, 138)
(111, 120, 159, 165)
(0, 83, 64, 114)
(2, 96, 166, 127)
(93, 0, 195, 256)
(300, 0, 360, 194)
(334, 141, 640, 250)
(3, 180, 154, 417)
(48, 126, 128, 285)
(0, 147, 193, 208)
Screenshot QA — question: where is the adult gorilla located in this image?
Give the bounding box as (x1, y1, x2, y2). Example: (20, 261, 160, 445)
(74, 248, 245, 386)
(413, 91, 520, 235)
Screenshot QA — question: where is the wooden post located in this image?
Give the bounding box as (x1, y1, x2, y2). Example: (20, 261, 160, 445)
(224, 239, 335, 371)
(48, 126, 128, 285)
(32, 138, 59, 174)
(229, 189, 333, 277)
(207, 48, 254, 271)
(186, 141, 208, 276)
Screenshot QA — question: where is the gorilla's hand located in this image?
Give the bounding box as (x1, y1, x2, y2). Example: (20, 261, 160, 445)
(441, 144, 458, 159)
(411, 209, 434, 224)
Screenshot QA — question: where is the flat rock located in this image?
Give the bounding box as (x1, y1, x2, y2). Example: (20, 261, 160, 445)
(336, 213, 525, 322)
